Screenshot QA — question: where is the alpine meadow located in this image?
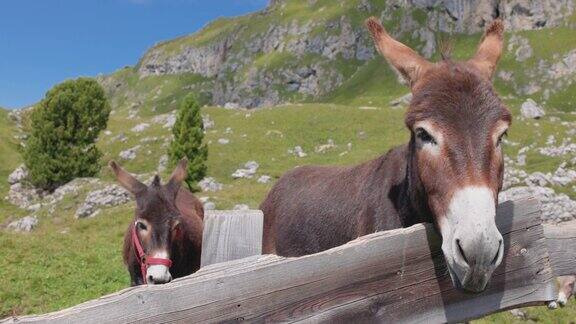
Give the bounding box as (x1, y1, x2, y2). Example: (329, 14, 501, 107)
(2, 0, 576, 322)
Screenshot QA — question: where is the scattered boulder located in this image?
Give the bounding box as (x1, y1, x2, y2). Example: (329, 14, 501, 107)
(110, 133, 128, 143)
(157, 154, 169, 173)
(8, 165, 28, 185)
(6, 183, 42, 210)
(140, 136, 159, 143)
(199, 197, 216, 210)
(7, 216, 38, 232)
(524, 172, 549, 187)
(44, 178, 100, 205)
(497, 70, 513, 82)
(508, 308, 537, 321)
(6, 167, 101, 210)
(505, 161, 576, 190)
(520, 99, 545, 119)
(288, 146, 307, 158)
(315, 139, 337, 153)
(119, 145, 141, 161)
(224, 102, 240, 109)
(76, 185, 132, 218)
(233, 204, 250, 211)
(164, 114, 177, 129)
(546, 135, 556, 145)
(131, 123, 150, 133)
(218, 138, 230, 145)
(538, 141, 576, 157)
(499, 186, 576, 224)
(257, 175, 272, 184)
(510, 35, 533, 62)
(516, 153, 527, 166)
(232, 161, 259, 179)
(204, 201, 216, 210)
(202, 115, 214, 130)
(152, 112, 177, 129)
(549, 49, 576, 80)
(199, 177, 223, 192)
(548, 164, 576, 186)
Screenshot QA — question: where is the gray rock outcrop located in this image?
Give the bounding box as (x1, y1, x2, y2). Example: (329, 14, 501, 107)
(232, 161, 260, 179)
(257, 175, 272, 184)
(7, 216, 39, 232)
(520, 99, 545, 119)
(8, 165, 28, 185)
(76, 185, 132, 218)
(119, 146, 141, 161)
(233, 204, 250, 211)
(105, 0, 574, 109)
(199, 177, 224, 192)
(499, 186, 576, 223)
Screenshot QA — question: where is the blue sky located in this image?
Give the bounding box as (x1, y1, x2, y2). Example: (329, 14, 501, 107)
(0, 0, 268, 109)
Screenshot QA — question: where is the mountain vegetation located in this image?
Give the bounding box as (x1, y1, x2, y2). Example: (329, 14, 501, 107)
(23, 78, 111, 191)
(1, 0, 576, 321)
(169, 94, 208, 191)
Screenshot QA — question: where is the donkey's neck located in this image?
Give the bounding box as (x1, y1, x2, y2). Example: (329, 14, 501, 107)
(376, 142, 433, 229)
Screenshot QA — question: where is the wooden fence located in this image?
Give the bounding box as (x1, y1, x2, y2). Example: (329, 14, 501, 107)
(3, 198, 576, 323)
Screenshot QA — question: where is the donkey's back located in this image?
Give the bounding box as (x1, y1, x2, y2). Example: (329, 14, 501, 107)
(261, 146, 408, 256)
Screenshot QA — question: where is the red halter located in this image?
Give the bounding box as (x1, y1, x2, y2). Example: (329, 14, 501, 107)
(131, 222, 173, 284)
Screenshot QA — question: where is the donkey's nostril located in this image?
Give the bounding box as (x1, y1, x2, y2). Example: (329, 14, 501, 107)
(455, 238, 469, 265)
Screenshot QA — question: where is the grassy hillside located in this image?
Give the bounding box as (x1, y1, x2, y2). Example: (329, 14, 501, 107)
(1, 1, 576, 321)
(1, 101, 576, 321)
(0, 109, 25, 224)
(0, 109, 20, 183)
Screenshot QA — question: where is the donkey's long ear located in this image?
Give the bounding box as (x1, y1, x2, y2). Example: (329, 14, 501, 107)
(109, 160, 147, 195)
(365, 17, 432, 87)
(166, 158, 188, 195)
(468, 19, 504, 80)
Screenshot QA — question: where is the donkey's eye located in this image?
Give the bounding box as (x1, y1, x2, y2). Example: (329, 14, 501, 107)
(496, 131, 508, 147)
(416, 128, 437, 145)
(136, 221, 147, 231)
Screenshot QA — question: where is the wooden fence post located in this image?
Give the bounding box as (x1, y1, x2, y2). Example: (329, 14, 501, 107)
(201, 209, 264, 267)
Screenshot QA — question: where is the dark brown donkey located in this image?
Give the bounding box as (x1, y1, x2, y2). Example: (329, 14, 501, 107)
(261, 18, 511, 292)
(110, 159, 204, 286)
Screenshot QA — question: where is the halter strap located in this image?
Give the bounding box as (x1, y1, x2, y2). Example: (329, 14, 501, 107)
(131, 222, 173, 284)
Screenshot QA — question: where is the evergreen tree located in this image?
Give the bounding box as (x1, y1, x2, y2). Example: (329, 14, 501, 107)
(23, 78, 111, 191)
(169, 94, 208, 191)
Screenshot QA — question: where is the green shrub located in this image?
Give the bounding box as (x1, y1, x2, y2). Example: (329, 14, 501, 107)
(169, 94, 208, 191)
(23, 78, 111, 191)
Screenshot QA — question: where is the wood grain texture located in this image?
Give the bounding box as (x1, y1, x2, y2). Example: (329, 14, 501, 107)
(544, 220, 576, 277)
(4, 198, 572, 324)
(200, 209, 263, 267)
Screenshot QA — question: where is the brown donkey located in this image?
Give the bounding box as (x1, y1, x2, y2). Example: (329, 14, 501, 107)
(110, 159, 204, 286)
(261, 18, 511, 292)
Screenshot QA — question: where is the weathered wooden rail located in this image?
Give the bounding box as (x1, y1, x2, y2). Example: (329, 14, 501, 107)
(3, 198, 576, 323)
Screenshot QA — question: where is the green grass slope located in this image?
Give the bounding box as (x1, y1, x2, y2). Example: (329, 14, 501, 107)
(1, 3, 576, 321)
(1, 101, 576, 320)
(0, 109, 25, 224)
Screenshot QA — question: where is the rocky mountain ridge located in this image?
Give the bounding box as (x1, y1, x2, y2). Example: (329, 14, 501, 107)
(99, 0, 576, 109)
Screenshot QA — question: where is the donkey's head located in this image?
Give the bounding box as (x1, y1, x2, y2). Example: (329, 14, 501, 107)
(367, 18, 511, 292)
(110, 159, 188, 284)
